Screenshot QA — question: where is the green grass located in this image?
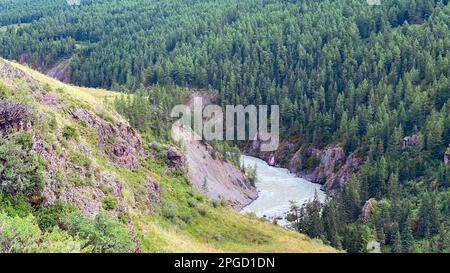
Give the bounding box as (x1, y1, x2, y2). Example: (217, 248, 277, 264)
(0, 59, 337, 253)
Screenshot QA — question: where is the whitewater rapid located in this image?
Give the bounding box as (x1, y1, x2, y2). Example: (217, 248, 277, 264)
(240, 155, 326, 226)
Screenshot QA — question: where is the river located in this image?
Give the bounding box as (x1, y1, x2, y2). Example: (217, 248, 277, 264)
(240, 155, 326, 226)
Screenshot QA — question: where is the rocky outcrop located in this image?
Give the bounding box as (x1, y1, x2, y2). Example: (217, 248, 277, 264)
(167, 146, 186, 170)
(69, 106, 145, 170)
(172, 91, 257, 209)
(445, 145, 450, 165)
(361, 199, 377, 223)
(288, 146, 360, 192)
(402, 135, 418, 150)
(0, 101, 31, 134)
(245, 140, 360, 194)
(147, 178, 161, 212)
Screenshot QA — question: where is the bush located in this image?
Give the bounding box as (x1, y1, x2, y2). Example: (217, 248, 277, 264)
(102, 196, 119, 210)
(99, 183, 112, 194)
(0, 193, 33, 217)
(0, 212, 82, 253)
(197, 207, 208, 217)
(180, 213, 194, 224)
(187, 199, 197, 208)
(63, 125, 79, 140)
(65, 212, 134, 253)
(245, 166, 257, 187)
(0, 133, 46, 196)
(162, 202, 177, 220)
(35, 202, 75, 231)
(68, 151, 92, 170)
(211, 199, 221, 208)
(0, 83, 9, 99)
(118, 212, 130, 224)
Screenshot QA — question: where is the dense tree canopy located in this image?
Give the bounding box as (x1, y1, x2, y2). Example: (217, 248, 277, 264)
(1, 0, 450, 252)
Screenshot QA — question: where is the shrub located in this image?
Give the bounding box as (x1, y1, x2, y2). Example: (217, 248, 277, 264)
(63, 125, 79, 140)
(0, 134, 46, 196)
(68, 151, 91, 170)
(245, 166, 257, 187)
(43, 83, 52, 92)
(99, 183, 112, 195)
(65, 212, 134, 253)
(211, 199, 221, 208)
(102, 196, 119, 210)
(0, 82, 9, 99)
(220, 198, 228, 207)
(162, 202, 177, 220)
(68, 172, 91, 186)
(197, 207, 208, 217)
(0, 193, 33, 217)
(118, 212, 130, 224)
(0, 213, 82, 253)
(35, 202, 75, 231)
(180, 213, 194, 224)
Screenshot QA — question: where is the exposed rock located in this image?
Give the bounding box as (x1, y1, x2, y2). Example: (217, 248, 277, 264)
(268, 156, 276, 166)
(288, 145, 360, 192)
(172, 91, 257, 209)
(245, 140, 360, 194)
(172, 124, 257, 210)
(167, 146, 186, 170)
(322, 153, 360, 192)
(18, 53, 29, 64)
(0, 101, 31, 134)
(361, 199, 377, 223)
(402, 135, 418, 150)
(46, 58, 71, 83)
(445, 145, 450, 165)
(42, 92, 65, 108)
(147, 177, 161, 212)
(68, 106, 145, 170)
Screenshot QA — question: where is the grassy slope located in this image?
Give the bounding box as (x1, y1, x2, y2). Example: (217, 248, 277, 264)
(4, 60, 336, 253)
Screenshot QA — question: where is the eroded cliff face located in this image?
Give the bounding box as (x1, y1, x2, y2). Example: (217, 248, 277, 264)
(246, 139, 361, 194)
(172, 92, 258, 210)
(289, 146, 360, 192)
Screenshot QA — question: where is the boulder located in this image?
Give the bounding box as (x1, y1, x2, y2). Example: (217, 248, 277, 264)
(167, 146, 186, 169)
(69, 106, 145, 170)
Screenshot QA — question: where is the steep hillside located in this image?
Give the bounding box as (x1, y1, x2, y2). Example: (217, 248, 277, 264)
(0, 58, 335, 253)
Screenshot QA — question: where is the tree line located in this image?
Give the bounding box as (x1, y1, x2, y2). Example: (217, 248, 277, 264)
(1, 0, 450, 252)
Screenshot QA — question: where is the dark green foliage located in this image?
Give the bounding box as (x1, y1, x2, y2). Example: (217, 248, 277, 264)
(102, 196, 119, 210)
(0, 132, 46, 196)
(62, 125, 79, 140)
(2, 0, 450, 252)
(35, 201, 76, 231)
(417, 192, 440, 238)
(112, 85, 186, 140)
(287, 192, 324, 239)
